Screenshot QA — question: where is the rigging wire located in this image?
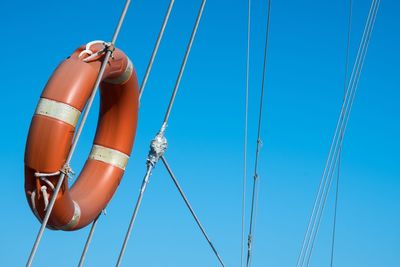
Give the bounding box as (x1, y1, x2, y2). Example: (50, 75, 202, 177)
(162, 0, 206, 126)
(139, 0, 175, 101)
(26, 1, 132, 266)
(78, 214, 101, 267)
(115, 2, 214, 266)
(304, 3, 380, 266)
(246, 0, 272, 266)
(76, 4, 176, 264)
(161, 156, 225, 267)
(296, 1, 380, 266)
(303, 2, 380, 265)
(241, 0, 251, 266)
(330, 0, 353, 266)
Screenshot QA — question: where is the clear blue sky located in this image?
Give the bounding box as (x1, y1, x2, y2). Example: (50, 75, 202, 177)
(0, 0, 399, 266)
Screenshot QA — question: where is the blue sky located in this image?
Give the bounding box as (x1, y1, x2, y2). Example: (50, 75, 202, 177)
(0, 0, 399, 266)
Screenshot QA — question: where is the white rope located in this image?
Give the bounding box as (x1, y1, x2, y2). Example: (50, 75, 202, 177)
(40, 186, 50, 210)
(30, 173, 58, 212)
(34, 171, 60, 177)
(86, 40, 105, 50)
(77, 40, 114, 62)
(39, 177, 55, 191)
(30, 181, 54, 213)
(78, 49, 93, 59)
(78, 40, 105, 59)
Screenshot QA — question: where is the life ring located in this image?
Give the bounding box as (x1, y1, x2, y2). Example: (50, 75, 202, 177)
(24, 42, 139, 231)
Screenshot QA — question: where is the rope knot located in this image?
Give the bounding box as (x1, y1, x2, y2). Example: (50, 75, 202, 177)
(79, 40, 115, 62)
(103, 42, 115, 54)
(60, 164, 75, 180)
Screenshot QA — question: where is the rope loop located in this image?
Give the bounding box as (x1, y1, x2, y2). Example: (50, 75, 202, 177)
(30, 176, 57, 212)
(40, 186, 50, 210)
(31, 164, 75, 212)
(78, 40, 115, 62)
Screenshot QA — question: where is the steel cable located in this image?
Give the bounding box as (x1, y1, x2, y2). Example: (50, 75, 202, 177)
(77, 4, 176, 265)
(245, 0, 272, 266)
(297, 0, 373, 263)
(139, 0, 175, 101)
(115, 2, 208, 266)
(330, 0, 353, 266)
(297, 3, 379, 264)
(304, 4, 380, 266)
(296, 1, 380, 266)
(162, 0, 206, 125)
(241, 0, 251, 266)
(161, 156, 225, 267)
(301, 4, 379, 266)
(78, 214, 100, 267)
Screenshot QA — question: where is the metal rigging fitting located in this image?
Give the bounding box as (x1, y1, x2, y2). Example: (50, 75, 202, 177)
(116, 2, 213, 266)
(147, 124, 168, 168)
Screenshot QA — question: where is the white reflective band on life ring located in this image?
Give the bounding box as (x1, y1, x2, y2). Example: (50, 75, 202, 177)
(104, 58, 133, 85)
(58, 201, 81, 230)
(30, 190, 70, 230)
(89, 144, 130, 170)
(35, 98, 81, 127)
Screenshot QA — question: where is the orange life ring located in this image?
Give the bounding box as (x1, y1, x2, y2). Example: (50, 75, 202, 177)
(24, 43, 139, 231)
